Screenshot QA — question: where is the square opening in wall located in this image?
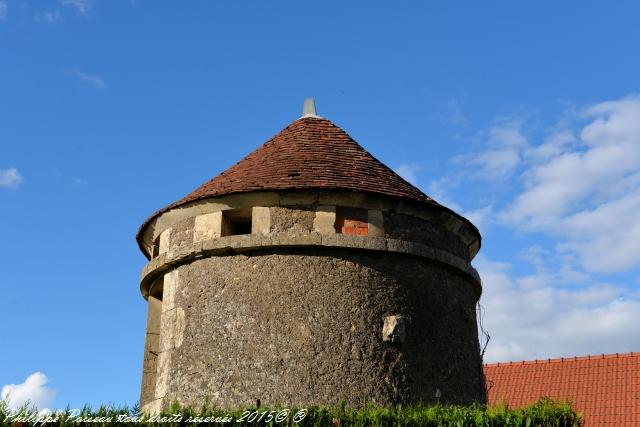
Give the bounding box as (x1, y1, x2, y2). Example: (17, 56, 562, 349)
(335, 206, 369, 236)
(221, 208, 253, 236)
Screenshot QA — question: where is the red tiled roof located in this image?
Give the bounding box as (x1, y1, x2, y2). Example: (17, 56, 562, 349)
(484, 352, 640, 426)
(136, 116, 480, 252)
(177, 117, 434, 205)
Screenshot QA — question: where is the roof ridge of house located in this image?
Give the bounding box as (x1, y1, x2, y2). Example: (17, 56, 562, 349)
(484, 351, 640, 367)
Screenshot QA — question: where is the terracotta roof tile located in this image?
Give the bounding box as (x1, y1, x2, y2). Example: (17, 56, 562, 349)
(175, 117, 434, 204)
(484, 352, 640, 426)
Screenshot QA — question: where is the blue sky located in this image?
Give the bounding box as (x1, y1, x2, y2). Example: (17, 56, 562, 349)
(1, 0, 639, 411)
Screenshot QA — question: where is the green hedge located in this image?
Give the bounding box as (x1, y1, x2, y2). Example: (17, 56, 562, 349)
(1, 398, 581, 426)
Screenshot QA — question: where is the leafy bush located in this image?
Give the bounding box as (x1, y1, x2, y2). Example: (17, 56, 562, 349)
(0, 398, 581, 426)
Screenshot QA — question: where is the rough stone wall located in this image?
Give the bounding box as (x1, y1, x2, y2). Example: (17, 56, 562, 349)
(269, 206, 315, 233)
(140, 197, 484, 412)
(383, 212, 470, 260)
(150, 248, 484, 409)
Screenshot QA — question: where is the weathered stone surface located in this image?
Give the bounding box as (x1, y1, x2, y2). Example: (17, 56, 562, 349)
(279, 191, 319, 206)
(169, 217, 195, 251)
(367, 210, 384, 237)
(162, 270, 178, 312)
(320, 233, 353, 248)
(141, 234, 480, 299)
(151, 248, 484, 409)
(139, 295, 162, 406)
(313, 205, 336, 235)
(382, 315, 406, 343)
(159, 309, 177, 352)
(155, 350, 172, 399)
(356, 236, 388, 251)
(158, 228, 171, 254)
(146, 295, 162, 331)
(384, 212, 470, 260)
(264, 232, 322, 247)
(138, 194, 484, 411)
(194, 212, 222, 243)
(141, 398, 162, 415)
(174, 308, 186, 349)
(318, 191, 367, 207)
(251, 207, 271, 235)
(386, 238, 417, 254)
(270, 206, 315, 233)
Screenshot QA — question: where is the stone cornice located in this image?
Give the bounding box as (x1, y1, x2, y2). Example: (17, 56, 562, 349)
(140, 233, 482, 299)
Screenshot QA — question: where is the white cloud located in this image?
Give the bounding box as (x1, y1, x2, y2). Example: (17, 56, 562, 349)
(500, 95, 640, 273)
(1, 372, 57, 410)
(394, 163, 421, 186)
(0, 167, 23, 188)
(557, 190, 640, 272)
(525, 129, 575, 161)
(37, 10, 62, 26)
(62, 0, 91, 15)
(433, 95, 640, 274)
(431, 94, 640, 362)
(72, 69, 105, 89)
(457, 119, 528, 181)
(0, 0, 7, 20)
(476, 256, 640, 362)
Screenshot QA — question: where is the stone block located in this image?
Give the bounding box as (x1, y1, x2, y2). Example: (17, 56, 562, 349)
(159, 309, 176, 352)
(410, 243, 437, 261)
(168, 217, 195, 250)
(158, 228, 172, 254)
(202, 237, 231, 252)
(162, 270, 178, 312)
(223, 234, 262, 249)
(321, 233, 352, 248)
(166, 244, 192, 262)
(319, 234, 386, 251)
(252, 206, 271, 235)
(146, 296, 162, 333)
(175, 307, 186, 349)
(359, 237, 387, 251)
(193, 212, 222, 243)
(267, 232, 322, 247)
(386, 238, 418, 254)
(143, 335, 159, 370)
(154, 351, 172, 399)
(313, 205, 336, 235)
(382, 315, 405, 343)
(367, 210, 384, 237)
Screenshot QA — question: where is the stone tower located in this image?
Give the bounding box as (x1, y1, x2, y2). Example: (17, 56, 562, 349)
(136, 100, 484, 413)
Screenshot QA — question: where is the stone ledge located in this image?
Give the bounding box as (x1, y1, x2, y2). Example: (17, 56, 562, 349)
(140, 232, 482, 298)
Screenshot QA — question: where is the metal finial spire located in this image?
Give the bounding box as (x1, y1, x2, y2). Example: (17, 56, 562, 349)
(301, 98, 320, 118)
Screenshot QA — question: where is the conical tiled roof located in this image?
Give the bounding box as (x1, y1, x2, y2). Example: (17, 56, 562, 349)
(137, 115, 477, 248)
(176, 117, 434, 205)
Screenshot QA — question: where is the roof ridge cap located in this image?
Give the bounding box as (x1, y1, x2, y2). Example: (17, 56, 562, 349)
(483, 351, 640, 367)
